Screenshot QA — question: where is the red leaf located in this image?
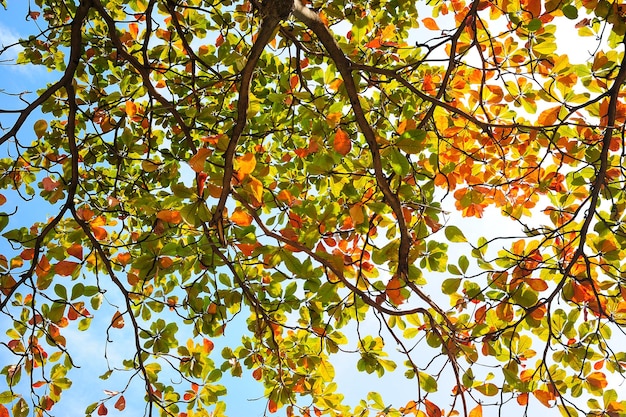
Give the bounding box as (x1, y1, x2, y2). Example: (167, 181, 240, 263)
(424, 399, 442, 417)
(215, 33, 224, 47)
(97, 403, 108, 416)
(114, 396, 126, 411)
(0, 404, 8, 417)
(42, 177, 60, 191)
(333, 128, 351, 155)
(252, 367, 262, 380)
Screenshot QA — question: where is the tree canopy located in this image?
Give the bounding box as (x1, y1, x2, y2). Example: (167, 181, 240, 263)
(3, 0, 626, 416)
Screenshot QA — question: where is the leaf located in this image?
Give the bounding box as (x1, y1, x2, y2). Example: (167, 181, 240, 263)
(55, 260, 79, 276)
(156, 209, 182, 224)
(445, 225, 467, 243)
(114, 396, 126, 411)
(188, 148, 211, 173)
(248, 176, 264, 203)
(422, 18, 439, 30)
(537, 106, 560, 126)
(125, 101, 137, 117)
(469, 404, 482, 417)
(268, 399, 278, 413)
(236, 153, 256, 180)
(111, 311, 124, 329)
(231, 208, 253, 226)
(587, 372, 608, 389)
(34, 120, 48, 138)
(333, 128, 351, 155)
(385, 275, 405, 305)
(97, 403, 108, 416)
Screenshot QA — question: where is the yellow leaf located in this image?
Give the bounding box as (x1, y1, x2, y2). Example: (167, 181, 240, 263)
(236, 152, 256, 180)
(188, 148, 211, 173)
(34, 119, 48, 138)
(381, 23, 396, 41)
(334, 128, 351, 155)
(422, 18, 439, 30)
(141, 160, 160, 172)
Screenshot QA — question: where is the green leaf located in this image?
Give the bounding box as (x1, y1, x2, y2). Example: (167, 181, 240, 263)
(562, 5, 578, 19)
(527, 18, 542, 32)
(445, 226, 467, 243)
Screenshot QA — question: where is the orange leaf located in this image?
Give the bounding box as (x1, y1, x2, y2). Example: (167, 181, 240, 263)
(111, 311, 125, 329)
(231, 208, 253, 226)
(252, 367, 263, 380)
(422, 18, 440, 30)
(36, 255, 51, 278)
(532, 389, 554, 407)
(236, 153, 256, 180)
(116, 252, 131, 265)
(537, 106, 560, 126)
(159, 256, 173, 268)
(385, 275, 405, 305)
(189, 148, 211, 173)
(248, 176, 264, 203)
(156, 209, 182, 224)
(203, 338, 214, 353)
(97, 403, 108, 416)
(517, 392, 528, 406)
(469, 404, 482, 417)
(114, 396, 126, 411)
(424, 399, 441, 417)
(125, 101, 137, 118)
(268, 399, 278, 414)
(91, 226, 108, 240)
(55, 260, 79, 276)
(525, 278, 548, 291)
(334, 128, 351, 155)
(215, 33, 224, 47)
(328, 78, 343, 91)
(67, 244, 83, 260)
(366, 38, 382, 48)
(587, 371, 608, 389)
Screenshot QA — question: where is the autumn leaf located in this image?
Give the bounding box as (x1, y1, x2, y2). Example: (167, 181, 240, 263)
(188, 148, 211, 173)
(385, 276, 405, 305)
(422, 18, 440, 30)
(114, 396, 126, 411)
(231, 208, 253, 226)
(469, 404, 482, 417)
(587, 372, 608, 389)
(247, 176, 264, 203)
(268, 399, 278, 414)
(125, 101, 137, 118)
(97, 403, 108, 416)
(157, 209, 182, 224)
(54, 261, 79, 276)
(236, 153, 256, 180)
(537, 106, 560, 125)
(111, 311, 125, 329)
(334, 128, 351, 155)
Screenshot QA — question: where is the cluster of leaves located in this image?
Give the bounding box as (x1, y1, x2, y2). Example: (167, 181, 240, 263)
(3, 0, 626, 416)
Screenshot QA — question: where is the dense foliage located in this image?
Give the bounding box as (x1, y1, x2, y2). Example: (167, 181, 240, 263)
(3, 0, 626, 416)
